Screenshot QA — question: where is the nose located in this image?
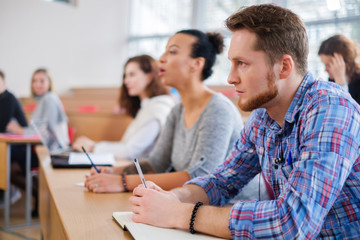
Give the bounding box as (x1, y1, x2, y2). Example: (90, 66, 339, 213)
(227, 64, 240, 85)
(158, 53, 166, 64)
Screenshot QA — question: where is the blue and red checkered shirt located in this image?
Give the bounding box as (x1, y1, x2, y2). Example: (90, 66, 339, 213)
(187, 73, 360, 239)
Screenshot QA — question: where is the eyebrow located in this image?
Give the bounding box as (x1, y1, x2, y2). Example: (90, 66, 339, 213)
(228, 56, 244, 61)
(168, 44, 180, 49)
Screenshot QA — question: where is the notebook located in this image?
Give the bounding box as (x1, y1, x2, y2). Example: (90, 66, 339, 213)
(112, 212, 225, 240)
(32, 120, 115, 168)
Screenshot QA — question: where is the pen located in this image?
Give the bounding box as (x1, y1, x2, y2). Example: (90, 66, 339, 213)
(81, 146, 100, 173)
(287, 151, 292, 166)
(133, 158, 147, 188)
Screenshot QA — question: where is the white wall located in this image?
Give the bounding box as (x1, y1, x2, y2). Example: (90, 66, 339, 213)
(0, 0, 130, 97)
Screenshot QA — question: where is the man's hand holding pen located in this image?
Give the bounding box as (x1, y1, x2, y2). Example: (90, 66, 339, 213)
(130, 181, 184, 229)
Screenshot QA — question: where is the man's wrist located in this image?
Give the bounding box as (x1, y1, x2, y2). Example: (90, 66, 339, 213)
(174, 203, 194, 230)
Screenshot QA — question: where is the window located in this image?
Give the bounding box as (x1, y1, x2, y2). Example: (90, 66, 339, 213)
(128, 0, 360, 84)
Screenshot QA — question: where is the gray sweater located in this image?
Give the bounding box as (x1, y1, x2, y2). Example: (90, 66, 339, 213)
(147, 93, 243, 178)
(25, 92, 69, 146)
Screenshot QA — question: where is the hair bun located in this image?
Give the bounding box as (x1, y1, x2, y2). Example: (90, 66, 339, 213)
(206, 32, 224, 54)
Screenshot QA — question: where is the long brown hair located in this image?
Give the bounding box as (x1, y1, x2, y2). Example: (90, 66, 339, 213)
(318, 34, 360, 83)
(119, 55, 169, 117)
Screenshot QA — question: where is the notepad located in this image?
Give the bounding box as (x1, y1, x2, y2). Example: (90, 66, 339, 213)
(68, 152, 115, 165)
(112, 212, 225, 240)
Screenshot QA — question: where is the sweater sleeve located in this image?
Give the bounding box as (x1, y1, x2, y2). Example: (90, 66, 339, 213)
(24, 93, 67, 135)
(13, 96, 28, 127)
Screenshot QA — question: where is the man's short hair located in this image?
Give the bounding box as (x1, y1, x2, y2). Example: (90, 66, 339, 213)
(226, 4, 309, 76)
(0, 70, 4, 81)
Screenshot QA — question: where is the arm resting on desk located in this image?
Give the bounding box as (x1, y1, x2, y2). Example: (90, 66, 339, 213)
(85, 171, 191, 193)
(130, 183, 231, 239)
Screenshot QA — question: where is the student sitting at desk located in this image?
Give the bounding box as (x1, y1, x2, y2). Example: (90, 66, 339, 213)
(6, 68, 69, 144)
(84, 30, 258, 198)
(0, 70, 28, 133)
(72, 55, 175, 159)
(6, 68, 69, 217)
(318, 34, 360, 105)
(0, 69, 28, 207)
(129, 4, 360, 239)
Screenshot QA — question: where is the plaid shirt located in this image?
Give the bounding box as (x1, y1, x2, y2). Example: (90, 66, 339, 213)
(187, 73, 360, 239)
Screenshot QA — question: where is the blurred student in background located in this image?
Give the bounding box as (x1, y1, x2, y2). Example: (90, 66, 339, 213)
(72, 55, 175, 159)
(0, 70, 28, 133)
(6, 68, 69, 144)
(6, 68, 68, 217)
(84, 30, 252, 196)
(0, 70, 28, 208)
(318, 34, 360, 104)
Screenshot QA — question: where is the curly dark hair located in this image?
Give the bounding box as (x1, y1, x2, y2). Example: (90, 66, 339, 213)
(176, 29, 224, 80)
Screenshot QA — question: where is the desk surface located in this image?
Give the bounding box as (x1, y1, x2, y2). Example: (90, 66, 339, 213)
(0, 134, 40, 143)
(37, 146, 133, 240)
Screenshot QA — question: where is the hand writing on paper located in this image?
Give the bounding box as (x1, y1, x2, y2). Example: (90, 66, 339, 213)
(89, 166, 114, 175)
(85, 173, 123, 193)
(129, 181, 185, 229)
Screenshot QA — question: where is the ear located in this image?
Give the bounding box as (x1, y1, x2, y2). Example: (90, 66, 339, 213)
(190, 57, 205, 73)
(278, 54, 294, 79)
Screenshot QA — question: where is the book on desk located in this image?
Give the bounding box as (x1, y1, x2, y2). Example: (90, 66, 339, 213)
(112, 211, 225, 240)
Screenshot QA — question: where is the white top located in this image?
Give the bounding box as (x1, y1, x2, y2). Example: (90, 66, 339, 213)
(94, 95, 175, 159)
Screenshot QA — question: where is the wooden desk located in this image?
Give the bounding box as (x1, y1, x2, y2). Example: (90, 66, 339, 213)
(0, 134, 41, 229)
(37, 146, 133, 240)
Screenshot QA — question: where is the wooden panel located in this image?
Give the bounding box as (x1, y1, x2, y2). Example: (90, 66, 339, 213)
(68, 113, 133, 142)
(69, 87, 119, 98)
(39, 157, 68, 240)
(0, 141, 7, 190)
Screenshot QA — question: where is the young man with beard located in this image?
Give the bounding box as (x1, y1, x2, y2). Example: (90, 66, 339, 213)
(128, 4, 360, 239)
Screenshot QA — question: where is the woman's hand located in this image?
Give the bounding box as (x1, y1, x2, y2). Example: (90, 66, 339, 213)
(6, 121, 24, 134)
(89, 166, 115, 175)
(72, 136, 96, 152)
(328, 53, 347, 86)
(84, 173, 123, 193)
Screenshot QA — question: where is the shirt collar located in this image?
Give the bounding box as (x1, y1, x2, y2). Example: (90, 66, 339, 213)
(284, 72, 316, 124)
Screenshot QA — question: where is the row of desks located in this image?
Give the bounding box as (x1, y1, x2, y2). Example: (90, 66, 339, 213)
(37, 146, 134, 239)
(0, 136, 135, 239)
(0, 134, 41, 229)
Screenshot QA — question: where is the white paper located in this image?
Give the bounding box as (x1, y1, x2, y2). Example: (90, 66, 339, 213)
(75, 182, 85, 187)
(113, 212, 225, 240)
(68, 152, 115, 165)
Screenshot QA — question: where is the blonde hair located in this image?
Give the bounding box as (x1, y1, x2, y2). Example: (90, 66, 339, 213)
(31, 68, 53, 97)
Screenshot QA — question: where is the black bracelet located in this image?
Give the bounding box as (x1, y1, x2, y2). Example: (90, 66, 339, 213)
(189, 201, 203, 234)
(121, 174, 129, 192)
